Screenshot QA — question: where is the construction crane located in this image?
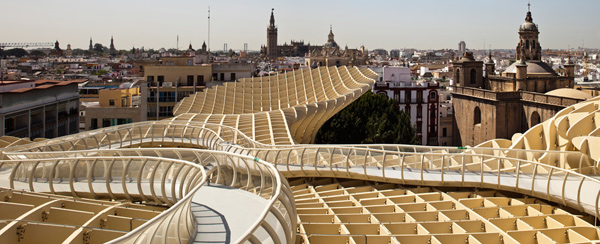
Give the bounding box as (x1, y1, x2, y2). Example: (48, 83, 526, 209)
(0, 42, 53, 82)
(0, 42, 54, 50)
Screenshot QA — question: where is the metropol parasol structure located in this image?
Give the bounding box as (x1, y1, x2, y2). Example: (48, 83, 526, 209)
(0, 66, 600, 244)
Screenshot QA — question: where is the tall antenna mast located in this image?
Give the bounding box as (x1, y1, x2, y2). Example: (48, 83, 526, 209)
(208, 6, 211, 57)
(177, 35, 179, 55)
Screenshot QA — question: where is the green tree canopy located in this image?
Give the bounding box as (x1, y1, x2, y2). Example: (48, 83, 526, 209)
(94, 43, 105, 53)
(29, 50, 46, 57)
(1, 48, 28, 57)
(315, 91, 415, 144)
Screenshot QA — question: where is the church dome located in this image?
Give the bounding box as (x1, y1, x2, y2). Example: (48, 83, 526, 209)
(504, 61, 558, 76)
(324, 25, 338, 49)
(520, 21, 538, 32)
(519, 11, 538, 32)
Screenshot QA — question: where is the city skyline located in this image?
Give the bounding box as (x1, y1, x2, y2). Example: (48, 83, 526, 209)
(3, 0, 600, 51)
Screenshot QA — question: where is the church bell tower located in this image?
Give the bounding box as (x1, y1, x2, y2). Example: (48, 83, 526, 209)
(516, 3, 541, 61)
(267, 8, 278, 60)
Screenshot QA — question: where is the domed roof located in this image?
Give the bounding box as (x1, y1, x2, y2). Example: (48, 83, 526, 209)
(519, 11, 538, 32)
(324, 25, 338, 49)
(545, 88, 592, 100)
(459, 52, 475, 62)
(520, 22, 538, 31)
(504, 61, 557, 76)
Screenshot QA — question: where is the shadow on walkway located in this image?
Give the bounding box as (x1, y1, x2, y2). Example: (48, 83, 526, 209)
(191, 202, 231, 244)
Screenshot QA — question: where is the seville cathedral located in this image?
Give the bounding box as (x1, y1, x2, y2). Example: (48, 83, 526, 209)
(261, 9, 368, 66)
(2, 5, 600, 244)
(452, 8, 587, 146)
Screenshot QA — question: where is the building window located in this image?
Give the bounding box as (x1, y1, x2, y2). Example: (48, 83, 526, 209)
(394, 93, 400, 101)
(220, 73, 225, 81)
(157, 76, 164, 85)
(405, 106, 411, 116)
(109, 99, 115, 106)
(470, 68, 477, 85)
(147, 76, 154, 82)
(102, 118, 133, 128)
(455, 69, 460, 84)
(474, 106, 481, 125)
(187, 75, 194, 86)
(90, 118, 98, 130)
(417, 107, 422, 118)
(187, 59, 192, 66)
(231, 73, 236, 81)
(417, 91, 423, 103)
(442, 128, 447, 137)
(430, 91, 436, 99)
(405, 91, 411, 103)
(416, 123, 422, 131)
(159, 106, 173, 117)
(159, 92, 175, 102)
(197, 75, 205, 86)
(531, 111, 541, 128)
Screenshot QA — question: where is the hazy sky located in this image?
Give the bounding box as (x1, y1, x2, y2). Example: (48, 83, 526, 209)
(3, 0, 599, 51)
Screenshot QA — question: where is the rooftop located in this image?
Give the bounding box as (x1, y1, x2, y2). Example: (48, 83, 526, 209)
(503, 60, 558, 76)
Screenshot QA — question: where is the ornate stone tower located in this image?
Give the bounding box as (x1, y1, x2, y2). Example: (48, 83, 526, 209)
(109, 36, 116, 56)
(267, 8, 278, 59)
(516, 4, 541, 61)
(452, 52, 484, 88)
(89, 38, 93, 51)
(327, 26, 335, 44)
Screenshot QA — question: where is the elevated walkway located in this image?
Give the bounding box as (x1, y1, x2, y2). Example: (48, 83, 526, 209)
(191, 184, 271, 244)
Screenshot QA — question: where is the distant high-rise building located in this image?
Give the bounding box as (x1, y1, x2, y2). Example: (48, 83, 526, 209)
(266, 8, 278, 60)
(458, 41, 466, 56)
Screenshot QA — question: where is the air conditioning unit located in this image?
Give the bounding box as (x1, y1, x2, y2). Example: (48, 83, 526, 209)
(162, 82, 173, 88)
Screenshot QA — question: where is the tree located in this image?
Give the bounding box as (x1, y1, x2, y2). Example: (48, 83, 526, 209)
(72, 48, 85, 56)
(2, 48, 28, 57)
(315, 91, 415, 144)
(29, 50, 46, 57)
(94, 43, 105, 53)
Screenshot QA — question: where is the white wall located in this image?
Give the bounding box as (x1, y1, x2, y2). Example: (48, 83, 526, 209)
(383, 66, 410, 83)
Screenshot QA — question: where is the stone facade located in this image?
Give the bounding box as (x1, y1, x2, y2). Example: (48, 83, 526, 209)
(260, 9, 367, 65)
(452, 9, 578, 146)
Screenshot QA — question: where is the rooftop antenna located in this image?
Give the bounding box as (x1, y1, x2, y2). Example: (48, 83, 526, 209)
(528, 1, 531, 12)
(177, 35, 179, 55)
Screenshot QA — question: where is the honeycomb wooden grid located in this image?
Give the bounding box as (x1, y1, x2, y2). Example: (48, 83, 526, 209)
(0, 188, 167, 244)
(290, 178, 600, 244)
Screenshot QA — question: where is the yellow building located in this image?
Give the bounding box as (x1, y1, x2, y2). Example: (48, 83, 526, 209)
(98, 87, 140, 107)
(84, 86, 144, 130)
(142, 65, 210, 120)
(144, 64, 211, 87)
